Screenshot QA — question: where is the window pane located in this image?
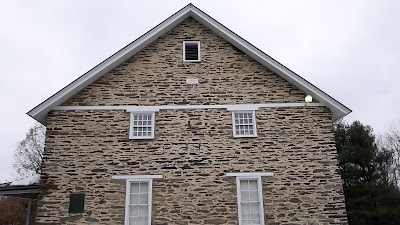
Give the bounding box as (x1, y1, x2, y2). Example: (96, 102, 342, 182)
(249, 191, 259, 201)
(139, 216, 148, 225)
(129, 217, 138, 225)
(129, 205, 139, 216)
(241, 191, 250, 201)
(140, 183, 148, 192)
(130, 194, 139, 204)
(242, 203, 251, 213)
(242, 220, 252, 225)
(248, 180, 258, 190)
(139, 193, 148, 204)
(139, 205, 148, 216)
(242, 213, 251, 220)
(251, 213, 260, 223)
(250, 203, 259, 213)
(240, 180, 249, 190)
(131, 183, 139, 193)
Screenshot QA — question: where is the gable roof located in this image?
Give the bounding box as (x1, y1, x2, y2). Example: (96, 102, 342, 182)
(28, 4, 351, 124)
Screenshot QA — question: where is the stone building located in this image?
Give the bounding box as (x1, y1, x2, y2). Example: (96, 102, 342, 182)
(28, 4, 351, 225)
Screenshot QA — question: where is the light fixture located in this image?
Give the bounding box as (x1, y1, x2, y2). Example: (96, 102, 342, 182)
(305, 95, 313, 103)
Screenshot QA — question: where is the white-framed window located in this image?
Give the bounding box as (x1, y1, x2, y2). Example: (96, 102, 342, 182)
(226, 173, 273, 225)
(232, 111, 257, 137)
(237, 177, 264, 225)
(129, 112, 155, 139)
(112, 175, 163, 225)
(183, 41, 201, 62)
(125, 180, 152, 225)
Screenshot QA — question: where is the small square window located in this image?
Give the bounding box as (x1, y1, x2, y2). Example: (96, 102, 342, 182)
(129, 112, 155, 139)
(183, 41, 201, 62)
(232, 111, 257, 138)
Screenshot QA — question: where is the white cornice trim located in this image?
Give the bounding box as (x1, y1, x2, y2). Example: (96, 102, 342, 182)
(54, 103, 324, 111)
(225, 172, 274, 177)
(112, 175, 163, 180)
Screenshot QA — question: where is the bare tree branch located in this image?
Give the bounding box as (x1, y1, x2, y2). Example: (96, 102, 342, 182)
(12, 123, 45, 179)
(380, 121, 400, 186)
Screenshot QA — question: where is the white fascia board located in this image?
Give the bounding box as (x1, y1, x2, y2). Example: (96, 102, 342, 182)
(112, 175, 163, 180)
(225, 172, 274, 177)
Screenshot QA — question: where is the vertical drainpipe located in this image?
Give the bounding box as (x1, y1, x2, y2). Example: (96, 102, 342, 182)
(25, 199, 32, 225)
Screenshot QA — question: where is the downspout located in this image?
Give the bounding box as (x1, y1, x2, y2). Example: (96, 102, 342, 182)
(25, 199, 32, 225)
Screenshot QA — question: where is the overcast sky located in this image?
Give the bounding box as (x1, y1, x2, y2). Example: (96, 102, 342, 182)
(1, 0, 399, 182)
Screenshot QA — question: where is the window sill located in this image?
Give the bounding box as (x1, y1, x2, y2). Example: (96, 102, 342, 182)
(183, 60, 201, 62)
(129, 136, 155, 140)
(233, 135, 258, 138)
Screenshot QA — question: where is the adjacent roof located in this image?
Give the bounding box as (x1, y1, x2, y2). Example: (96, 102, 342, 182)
(27, 4, 351, 124)
(0, 183, 39, 199)
(0, 175, 40, 199)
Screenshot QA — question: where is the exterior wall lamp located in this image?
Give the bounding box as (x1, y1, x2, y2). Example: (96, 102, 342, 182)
(305, 95, 313, 103)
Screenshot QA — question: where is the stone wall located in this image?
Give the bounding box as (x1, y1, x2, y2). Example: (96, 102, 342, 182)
(35, 17, 348, 225)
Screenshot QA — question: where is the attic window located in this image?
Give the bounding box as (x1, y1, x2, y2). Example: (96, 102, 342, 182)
(129, 112, 155, 139)
(183, 41, 201, 62)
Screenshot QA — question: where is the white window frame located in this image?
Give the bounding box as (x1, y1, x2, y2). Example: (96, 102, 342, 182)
(226, 173, 273, 225)
(112, 175, 163, 225)
(183, 41, 201, 62)
(236, 177, 265, 225)
(129, 112, 155, 139)
(125, 179, 152, 225)
(232, 111, 258, 138)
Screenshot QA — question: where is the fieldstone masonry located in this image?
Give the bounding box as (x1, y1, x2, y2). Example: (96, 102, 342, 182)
(35, 17, 348, 224)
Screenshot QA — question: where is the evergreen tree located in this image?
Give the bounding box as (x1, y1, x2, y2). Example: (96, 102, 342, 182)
(334, 120, 400, 225)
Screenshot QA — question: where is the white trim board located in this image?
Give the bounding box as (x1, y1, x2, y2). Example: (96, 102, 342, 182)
(226, 172, 274, 177)
(112, 175, 163, 180)
(54, 103, 324, 111)
(27, 4, 351, 125)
